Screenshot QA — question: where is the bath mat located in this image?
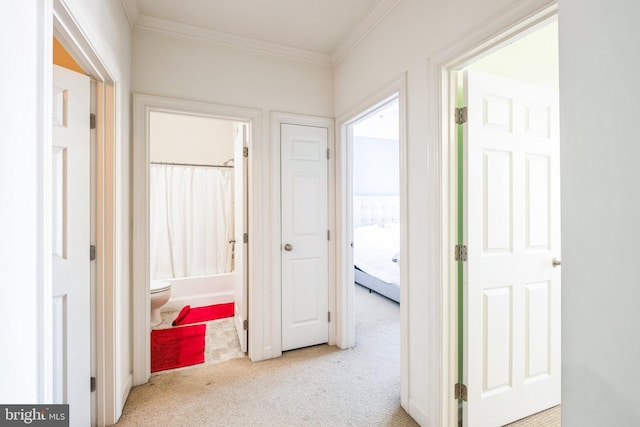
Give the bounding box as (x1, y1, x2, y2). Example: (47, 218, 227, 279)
(172, 302, 235, 326)
(151, 324, 206, 372)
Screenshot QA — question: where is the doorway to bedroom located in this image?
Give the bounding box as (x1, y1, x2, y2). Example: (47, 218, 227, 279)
(351, 99, 401, 305)
(338, 80, 407, 408)
(349, 96, 402, 360)
(449, 18, 561, 426)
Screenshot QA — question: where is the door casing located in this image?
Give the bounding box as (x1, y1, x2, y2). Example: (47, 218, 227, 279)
(280, 123, 330, 351)
(52, 0, 119, 424)
(335, 74, 408, 408)
(132, 96, 262, 382)
(270, 112, 335, 356)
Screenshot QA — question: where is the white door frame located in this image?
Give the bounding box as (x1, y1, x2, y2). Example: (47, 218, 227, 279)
(132, 95, 263, 383)
(335, 74, 408, 406)
(51, 1, 119, 424)
(270, 112, 335, 356)
(429, 2, 558, 425)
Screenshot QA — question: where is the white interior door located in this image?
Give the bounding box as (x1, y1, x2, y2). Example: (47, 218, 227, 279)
(234, 123, 248, 352)
(52, 64, 91, 425)
(281, 123, 329, 352)
(463, 70, 561, 426)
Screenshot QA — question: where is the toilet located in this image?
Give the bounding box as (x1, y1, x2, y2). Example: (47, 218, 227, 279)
(150, 280, 172, 327)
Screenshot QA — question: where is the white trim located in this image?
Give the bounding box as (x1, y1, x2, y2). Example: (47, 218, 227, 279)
(332, 0, 402, 65)
(428, 1, 558, 426)
(52, 1, 121, 424)
(125, 0, 400, 67)
(39, 0, 54, 406)
(134, 15, 332, 66)
(335, 73, 408, 407)
(270, 112, 336, 355)
(408, 398, 430, 427)
(119, 0, 139, 27)
(50, 1, 122, 423)
(132, 95, 264, 384)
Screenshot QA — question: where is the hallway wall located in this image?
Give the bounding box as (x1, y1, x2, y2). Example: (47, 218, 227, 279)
(132, 28, 333, 117)
(559, 0, 640, 425)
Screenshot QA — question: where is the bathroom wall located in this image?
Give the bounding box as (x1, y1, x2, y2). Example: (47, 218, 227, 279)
(150, 112, 236, 165)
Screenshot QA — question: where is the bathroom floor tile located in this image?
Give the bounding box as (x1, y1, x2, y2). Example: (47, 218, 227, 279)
(152, 310, 245, 375)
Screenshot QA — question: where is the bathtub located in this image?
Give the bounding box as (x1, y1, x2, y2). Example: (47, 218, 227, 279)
(161, 273, 235, 312)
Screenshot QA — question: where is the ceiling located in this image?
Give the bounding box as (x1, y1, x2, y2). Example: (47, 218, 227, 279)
(121, 0, 401, 65)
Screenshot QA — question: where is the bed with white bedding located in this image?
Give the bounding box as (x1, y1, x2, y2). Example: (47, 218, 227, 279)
(353, 196, 400, 302)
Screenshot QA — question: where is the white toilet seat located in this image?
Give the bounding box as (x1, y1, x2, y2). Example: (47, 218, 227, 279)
(150, 281, 171, 294)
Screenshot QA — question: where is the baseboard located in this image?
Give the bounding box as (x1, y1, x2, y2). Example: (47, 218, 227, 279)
(116, 373, 133, 422)
(408, 398, 430, 426)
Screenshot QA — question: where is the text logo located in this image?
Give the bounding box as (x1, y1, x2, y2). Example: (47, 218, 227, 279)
(0, 405, 68, 426)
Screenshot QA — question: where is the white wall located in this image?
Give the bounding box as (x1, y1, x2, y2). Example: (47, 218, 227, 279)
(0, 0, 46, 403)
(353, 136, 399, 196)
(150, 112, 235, 165)
(131, 27, 334, 364)
(559, 0, 640, 425)
(132, 28, 333, 117)
(0, 0, 131, 419)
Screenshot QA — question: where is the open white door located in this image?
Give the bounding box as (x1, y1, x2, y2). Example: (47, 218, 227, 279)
(233, 123, 248, 352)
(52, 65, 91, 425)
(281, 123, 329, 351)
(462, 70, 561, 426)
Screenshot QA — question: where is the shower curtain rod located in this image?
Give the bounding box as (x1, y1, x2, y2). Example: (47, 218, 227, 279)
(150, 161, 233, 169)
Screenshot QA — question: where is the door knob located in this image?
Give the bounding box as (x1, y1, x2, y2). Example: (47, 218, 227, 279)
(552, 258, 562, 268)
(284, 243, 293, 251)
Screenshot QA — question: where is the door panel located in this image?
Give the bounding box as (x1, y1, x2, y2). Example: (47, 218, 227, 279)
(463, 70, 560, 426)
(281, 123, 329, 352)
(52, 64, 91, 425)
(234, 123, 248, 352)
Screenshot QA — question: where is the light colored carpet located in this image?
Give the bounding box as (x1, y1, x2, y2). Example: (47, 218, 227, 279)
(504, 405, 561, 427)
(112, 285, 417, 426)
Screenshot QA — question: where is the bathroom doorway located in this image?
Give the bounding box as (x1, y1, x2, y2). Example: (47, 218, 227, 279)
(147, 111, 249, 372)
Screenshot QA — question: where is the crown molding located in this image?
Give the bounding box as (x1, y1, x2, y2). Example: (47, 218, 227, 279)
(332, 0, 401, 66)
(121, 0, 398, 66)
(120, 0, 139, 27)
(134, 14, 333, 66)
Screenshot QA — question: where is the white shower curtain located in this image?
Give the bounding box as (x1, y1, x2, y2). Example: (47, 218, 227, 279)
(150, 164, 233, 279)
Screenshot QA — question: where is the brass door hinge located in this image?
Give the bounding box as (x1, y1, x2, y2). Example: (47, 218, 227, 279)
(455, 107, 467, 125)
(455, 382, 467, 401)
(455, 244, 467, 262)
